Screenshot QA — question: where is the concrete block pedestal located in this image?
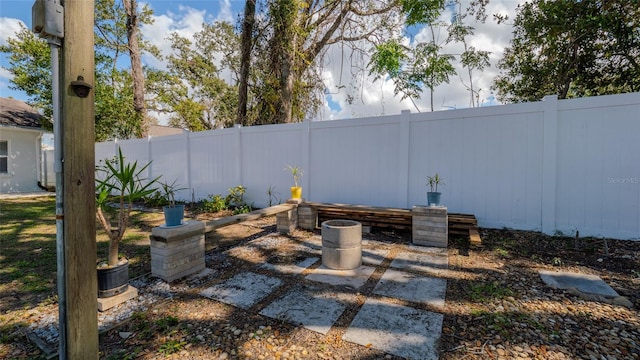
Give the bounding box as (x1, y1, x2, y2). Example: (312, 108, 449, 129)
(276, 199, 301, 233)
(150, 220, 205, 282)
(412, 206, 448, 248)
(297, 203, 318, 230)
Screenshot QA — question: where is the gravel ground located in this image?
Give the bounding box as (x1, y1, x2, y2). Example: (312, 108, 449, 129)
(2, 220, 639, 360)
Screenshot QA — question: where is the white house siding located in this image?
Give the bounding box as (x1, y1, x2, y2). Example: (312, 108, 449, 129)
(0, 127, 43, 193)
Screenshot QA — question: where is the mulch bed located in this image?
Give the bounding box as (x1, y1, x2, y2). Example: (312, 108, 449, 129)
(2, 218, 639, 359)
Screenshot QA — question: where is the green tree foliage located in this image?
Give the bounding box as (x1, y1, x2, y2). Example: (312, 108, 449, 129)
(95, 69, 141, 142)
(245, 0, 404, 124)
(493, 0, 640, 102)
(162, 22, 238, 131)
(1, 0, 163, 140)
(369, 1, 456, 111)
(0, 25, 53, 129)
(95, 0, 159, 136)
(447, 1, 490, 107)
(369, 0, 489, 111)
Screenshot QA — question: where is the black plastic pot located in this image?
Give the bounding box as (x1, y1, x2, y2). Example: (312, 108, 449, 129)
(97, 260, 129, 298)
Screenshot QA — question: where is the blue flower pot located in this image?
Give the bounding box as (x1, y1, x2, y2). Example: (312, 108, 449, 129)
(427, 192, 441, 206)
(163, 204, 185, 227)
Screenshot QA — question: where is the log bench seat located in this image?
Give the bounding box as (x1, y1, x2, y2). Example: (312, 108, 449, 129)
(203, 203, 297, 233)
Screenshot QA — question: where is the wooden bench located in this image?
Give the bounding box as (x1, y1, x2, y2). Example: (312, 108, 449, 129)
(301, 202, 481, 244)
(203, 203, 297, 233)
(305, 202, 412, 230)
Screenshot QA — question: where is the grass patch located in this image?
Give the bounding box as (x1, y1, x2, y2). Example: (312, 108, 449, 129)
(158, 339, 187, 355)
(0, 197, 57, 304)
(0, 196, 163, 313)
(466, 281, 514, 302)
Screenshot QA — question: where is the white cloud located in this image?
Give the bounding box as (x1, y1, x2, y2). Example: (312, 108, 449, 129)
(216, 0, 233, 23)
(0, 67, 13, 81)
(141, 6, 209, 69)
(0, 17, 26, 46)
(0, 18, 24, 92)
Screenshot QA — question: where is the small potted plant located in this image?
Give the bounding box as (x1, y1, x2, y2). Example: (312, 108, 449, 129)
(95, 148, 160, 297)
(426, 173, 445, 206)
(160, 179, 187, 227)
(286, 165, 303, 199)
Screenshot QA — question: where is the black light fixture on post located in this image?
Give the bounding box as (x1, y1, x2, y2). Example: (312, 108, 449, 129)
(70, 75, 92, 98)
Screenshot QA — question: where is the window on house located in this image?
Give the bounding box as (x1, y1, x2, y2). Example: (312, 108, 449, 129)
(0, 140, 7, 173)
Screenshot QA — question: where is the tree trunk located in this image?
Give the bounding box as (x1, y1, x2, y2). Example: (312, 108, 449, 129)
(237, 0, 256, 126)
(270, 0, 297, 124)
(279, 35, 295, 124)
(123, 0, 147, 137)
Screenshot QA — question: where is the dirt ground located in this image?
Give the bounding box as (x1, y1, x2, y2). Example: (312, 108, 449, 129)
(2, 212, 639, 359)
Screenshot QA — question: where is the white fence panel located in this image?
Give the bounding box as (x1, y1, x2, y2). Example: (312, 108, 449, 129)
(555, 93, 640, 239)
(95, 92, 640, 239)
(407, 103, 544, 231)
(149, 133, 189, 200)
(240, 123, 307, 207)
(309, 116, 406, 207)
(95, 141, 116, 163)
(189, 129, 235, 201)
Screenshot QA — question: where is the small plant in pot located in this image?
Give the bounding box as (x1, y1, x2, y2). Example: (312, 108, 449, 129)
(427, 173, 445, 206)
(159, 179, 187, 227)
(95, 148, 160, 298)
(286, 165, 303, 199)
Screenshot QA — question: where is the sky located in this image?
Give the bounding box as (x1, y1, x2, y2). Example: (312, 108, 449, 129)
(0, 0, 523, 124)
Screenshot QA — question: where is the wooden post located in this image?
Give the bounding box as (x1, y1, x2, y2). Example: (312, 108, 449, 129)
(61, 0, 98, 358)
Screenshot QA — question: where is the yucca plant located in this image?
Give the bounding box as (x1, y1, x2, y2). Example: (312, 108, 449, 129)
(96, 147, 160, 267)
(427, 173, 445, 192)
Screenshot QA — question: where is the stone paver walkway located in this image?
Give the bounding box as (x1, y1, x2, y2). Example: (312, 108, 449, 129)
(201, 235, 447, 359)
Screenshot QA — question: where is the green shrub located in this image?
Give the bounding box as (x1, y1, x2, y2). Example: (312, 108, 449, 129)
(143, 190, 170, 207)
(194, 185, 253, 214)
(199, 194, 228, 213)
(225, 185, 246, 208)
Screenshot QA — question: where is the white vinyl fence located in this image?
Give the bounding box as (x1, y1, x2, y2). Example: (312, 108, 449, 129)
(96, 93, 640, 240)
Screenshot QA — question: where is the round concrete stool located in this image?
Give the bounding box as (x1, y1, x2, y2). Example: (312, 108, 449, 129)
(321, 220, 362, 270)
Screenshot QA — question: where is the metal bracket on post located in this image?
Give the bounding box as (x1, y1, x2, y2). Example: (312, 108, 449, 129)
(32, 0, 64, 41)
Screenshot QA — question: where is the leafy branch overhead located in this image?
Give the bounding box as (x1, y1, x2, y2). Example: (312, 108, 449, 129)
(369, 0, 490, 111)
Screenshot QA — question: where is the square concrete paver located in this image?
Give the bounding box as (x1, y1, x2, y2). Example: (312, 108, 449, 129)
(200, 272, 281, 309)
(374, 269, 446, 308)
(406, 244, 448, 255)
(539, 270, 619, 297)
(390, 251, 448, 274)
(362, 248, 389, 266)
(343, 298, 443, 360)
(294, 237, 322, 255)
(260, 257, 319, 275)
(306, 265, 376, 289)
(259, 284, 354, 334)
